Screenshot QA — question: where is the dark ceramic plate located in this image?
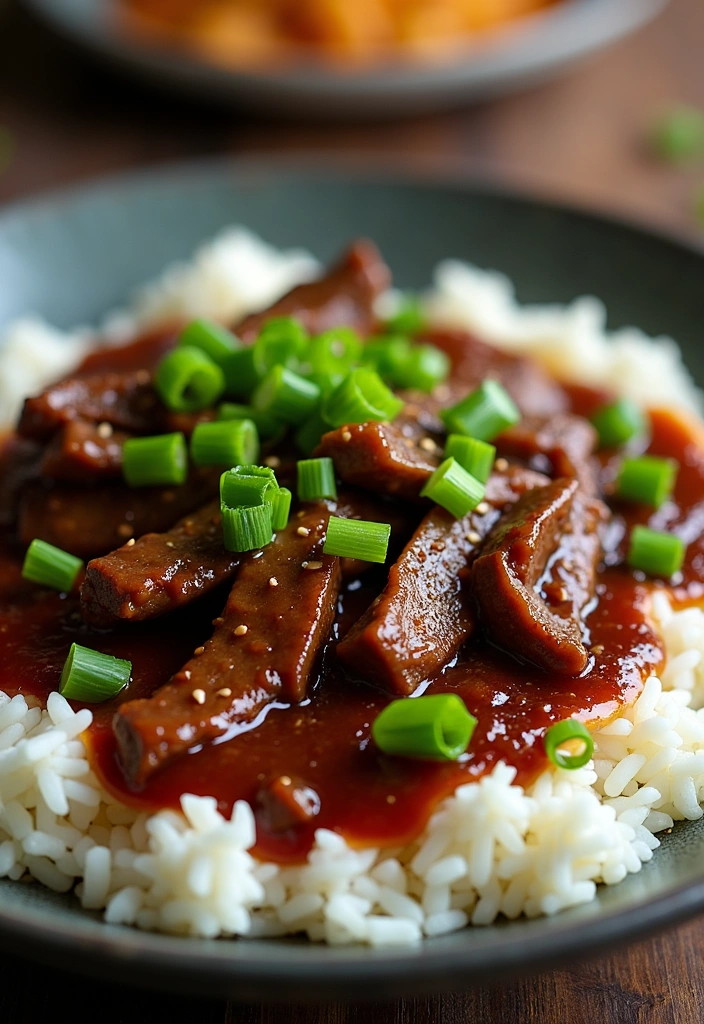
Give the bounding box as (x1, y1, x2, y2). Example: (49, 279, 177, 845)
(1, 163, 704, 1002)
(24, 0, 666, 117)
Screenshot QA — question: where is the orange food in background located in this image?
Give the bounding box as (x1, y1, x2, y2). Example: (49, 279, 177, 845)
(121, 0, 561, 67)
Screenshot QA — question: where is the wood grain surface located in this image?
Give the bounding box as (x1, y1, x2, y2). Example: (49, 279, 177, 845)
(1, 0, 704, 1020)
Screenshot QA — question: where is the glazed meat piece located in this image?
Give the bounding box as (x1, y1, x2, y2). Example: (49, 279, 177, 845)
(472, 477, 606, 676)
(80, 500, 240, 627)
(18, 370, 163, 442)
(315, 418, 441, 501)
(337, 466, 549, 695)
(496, 413, 598, 492)
(0, 437, 43, 529)
(236, 240, 390, 343)
(40, 420, 128, 482)
(18, 469, 220, 558)
(113, 503, 341, 784)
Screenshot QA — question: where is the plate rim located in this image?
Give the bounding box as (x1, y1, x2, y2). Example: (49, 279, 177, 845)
(1, 158, 704, 999)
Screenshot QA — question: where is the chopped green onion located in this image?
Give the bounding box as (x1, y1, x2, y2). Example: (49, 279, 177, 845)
(221, 503, 273, 553)
(22, 539, 83, 593)
(362, 336, 412, 380)
(441, 380, 520, 441)
(383, 294, 426, 336)
(307, 369, 347, 396)
(322, 368, 404, 428)
(59, 643, 131, 703)
(295, 411, 330, 456)
(696, 182, 704, 228)
(323, 516, 390, 563)
(217, 402, 282, 440)
(190, 419, 259, 467)
(221, 347, 261, 400)
(616, 455, 678, 508)
(220, 464, 278, 509)
(308, 327, 362, 374)
(252, 366, 321, 426)
(270, 487, 292, 531)
(627, 525, 686, 578)
(252, 317, 308, 376)
(154, 346, 225, 413)
(389, 343, 450, 392)
(591, 399, 647, 449)
(651, 106, 704, 163)
(445, 435, 495, 484)
(420, 457, 485, 519)
(177, 319, 239, 366)
(297, 457, 337, 501)
(122, 432, 188, 488)
(372, 694, 476, 761)
(544, 720, 593, 770)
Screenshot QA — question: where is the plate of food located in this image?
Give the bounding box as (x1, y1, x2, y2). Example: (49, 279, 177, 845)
(1, 163, 704, 1002)
(24, 0, 667, 116)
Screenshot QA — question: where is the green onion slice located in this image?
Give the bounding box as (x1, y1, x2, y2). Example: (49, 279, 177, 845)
(190, 419, 259, 468)
(627, 525, 686, 578)
(362, 336, 412, 380)
(122, 432, 188, 488)
(221, 503, 273, 553)
(544, 720, 594, 770)
(22, 540, 83, 593)
(383, 294, 426, 336)
(323, 516, 390, 563)
(308, 327, 362, 374)
(590, 398, 646, 449)
(59, 643, 131, 703)
(252, 365, 321, 426)
(270, 487, 292, 532)
(220, 464, 279, 509)
(651, 106, 704, 163)
(221, 347, 261, 400)
(177, 319, 240, 366)
(217, 402, 282, 440)
(252, 317, 308, 376)
(389, 343, 450, 392)
(372, 694, 477, 761)
(445, 435, 496, 484)
(440, 380, 520, 441)
(420, 457, 485, 519)
(297, 457, 337, 501)
(322, 368, 404, 428)
(154, 346, 225, 413)
(616, 455, 678, 508)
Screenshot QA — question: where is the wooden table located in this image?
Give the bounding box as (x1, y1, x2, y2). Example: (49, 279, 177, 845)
(1, 0, 704, 1020)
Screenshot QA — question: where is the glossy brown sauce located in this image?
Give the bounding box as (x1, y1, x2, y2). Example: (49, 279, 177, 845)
(0, 337, 702, 863)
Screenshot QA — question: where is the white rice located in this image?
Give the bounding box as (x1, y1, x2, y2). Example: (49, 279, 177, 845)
(1, 227, 704, 946)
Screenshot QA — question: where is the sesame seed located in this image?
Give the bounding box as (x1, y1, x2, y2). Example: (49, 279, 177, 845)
(297, 526, 311, 537)
(96, 422, 113, 439)
(467, 531, 481, 544)
(192, 689, 206, 705)
(183, 670, 192, 680)
(303, 560, 323, 571)
(234, 624, 248, 636)
(279, 776, 292, 787)
(212, 617, 224, 626)
(117, 524, 134, 539)
(193, 646, 205, 656)
(495, 458, 509, 472)
(419, 438, 437, 452)
(269, 577, 279, 587)
(592, 645, 605, 656)
(165, 541, 175, 548)
(476, 502, 489, 515)
(264, 455, 281, 468)
(216, 688, 232, 698)
(125, 538, 136, 548)
(386, 795, 397, 804)
(341, 430, 352, 442)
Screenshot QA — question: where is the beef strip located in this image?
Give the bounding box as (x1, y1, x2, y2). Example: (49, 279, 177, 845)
(236, 240, 390, 343)
(113, 503, 341, 784)
(495, 414, 599, 493)
(80, 500, 239, 627)
(315, 416, 442, 501)
(471, 477, 607, 676)
(40, 420, 128, 482)
(18, 469, 220, 558)
(337, 466, 550, 695)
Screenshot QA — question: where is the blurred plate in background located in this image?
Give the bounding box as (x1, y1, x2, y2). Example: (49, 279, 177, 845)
(24, 0, 666, 118)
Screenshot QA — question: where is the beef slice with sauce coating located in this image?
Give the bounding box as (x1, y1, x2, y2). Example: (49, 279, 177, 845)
(472, 477, 606, 676)
(40, 420, 128, 482)
(337, 466, 550, 695)
(80, 500, 240, 627)
(495, 413, 599, 493)
(113, 503, 342, 785)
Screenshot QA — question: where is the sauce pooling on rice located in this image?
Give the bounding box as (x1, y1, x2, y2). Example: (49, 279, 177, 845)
(0, 240, 701, 863)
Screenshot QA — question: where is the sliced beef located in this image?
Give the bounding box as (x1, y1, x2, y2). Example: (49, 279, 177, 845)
(40, 420, 128, 482)
(337, 466, 549, 695)
(80, 500, 240, 627)
(472, 477, 606, 676)
(236, 240, 390, 343)
(315, 416, 442, 501)
(496, 414, 598, 493)
(113, 503, 341, 784)
(18, 469, 220, 558)
(0, 437, 43, 529)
